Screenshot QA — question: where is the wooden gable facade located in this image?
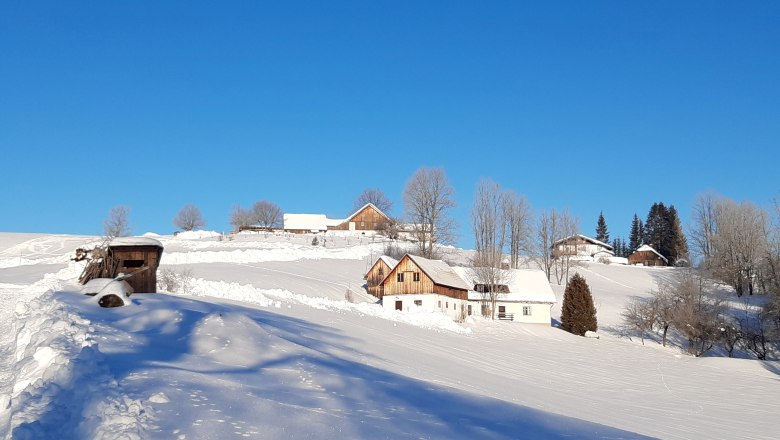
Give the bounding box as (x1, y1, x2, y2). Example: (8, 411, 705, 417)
(107, 239, 164, 293)
(364, 257, 396, 298)
(328, 203, 390, 232)
(381, 255, 468, 300)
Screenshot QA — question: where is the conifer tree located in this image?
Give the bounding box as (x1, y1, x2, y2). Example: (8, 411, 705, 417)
(560, 273, 598, 336)
(668, 206, 689, 265)
(595, 211, 609, 244)
(629, 214, 643, 251)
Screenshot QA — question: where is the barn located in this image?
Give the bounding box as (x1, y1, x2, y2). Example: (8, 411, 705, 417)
(364, 255, 398, 298)
(628, 244, 668, 266)
(553, 234, 614, 260)
(328, 203, 391, 232)
(107, 237, 164, 293)
(381, 254, 471, 320)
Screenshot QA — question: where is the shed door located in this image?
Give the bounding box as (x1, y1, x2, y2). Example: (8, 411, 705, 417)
(395, 300, 402, 311)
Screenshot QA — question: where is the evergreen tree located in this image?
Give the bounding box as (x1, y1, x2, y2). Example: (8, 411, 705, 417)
(595, 211, 609, 244)
(668, 206, 689, 265)
(645, 202, 671, 257)
(560, 273, 598, 336)
(611, 237, 620, 257)
(629, 214, 643, 251)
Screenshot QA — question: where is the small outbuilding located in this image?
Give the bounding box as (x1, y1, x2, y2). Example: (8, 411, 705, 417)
(628, 244, 668, 267)
(107, 237, 164, 293)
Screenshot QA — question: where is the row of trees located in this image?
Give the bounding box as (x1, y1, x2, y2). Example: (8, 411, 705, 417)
(690, 192, 780, 296)
(623, 268, 779, 358)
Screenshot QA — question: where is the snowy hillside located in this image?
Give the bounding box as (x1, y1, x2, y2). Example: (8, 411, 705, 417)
(1, 232, 779, 439)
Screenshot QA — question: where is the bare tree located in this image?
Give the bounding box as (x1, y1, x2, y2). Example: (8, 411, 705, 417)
(552, 211, 579, 286)
(621, 297, 655, 345)
(690, 192, 719, 265)
(403, 167, 457, 259)
(173, 204, 206, 231)
(668, 269, 722, 356)
(252, 200, 283, 230)
(354, 188, 393, 214)
(710, 199, 768, 296)
(534, 211, 555, 281)
(533, 209, 578, 284)
(229, 205, 254, 231)
(104, 205, 131, 238)
(503, 191, 532, 269)
(470, 179, 510, 320)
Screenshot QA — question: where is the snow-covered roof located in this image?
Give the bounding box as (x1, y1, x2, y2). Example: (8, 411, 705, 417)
(109, 237, 163, 248)
(452, 267, 557, 304)
(634, 244, 668, 262)
(345, 203, 390, 222)
(379, 256, 398, 269)
(553, 234, 613, 251)
(283, 214, 344, 231)
(406, 254, 471, 291)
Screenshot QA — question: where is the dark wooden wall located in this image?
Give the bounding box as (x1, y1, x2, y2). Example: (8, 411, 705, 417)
(110, 246, 162, 293)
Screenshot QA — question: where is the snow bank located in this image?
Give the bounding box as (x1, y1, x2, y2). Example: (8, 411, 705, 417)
(161, 242, 380, 265)
(183, 278, 471, 334)
(0, 291, 151, 439)
(173, 230, 222, 240)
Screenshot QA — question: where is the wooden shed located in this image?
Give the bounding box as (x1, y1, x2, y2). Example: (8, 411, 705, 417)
(628, 244, 668, 267)
(364, 256, 398, 298)
(108, 237, 164, 293)
(380, 254, 470, 300)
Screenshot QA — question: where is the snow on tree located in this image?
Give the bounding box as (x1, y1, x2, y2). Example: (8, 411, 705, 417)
(560, 273, 598, 336)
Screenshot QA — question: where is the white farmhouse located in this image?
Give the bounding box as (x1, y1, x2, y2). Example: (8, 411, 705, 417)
(452, 267, 557, 324)
(553, 234, 614, 260)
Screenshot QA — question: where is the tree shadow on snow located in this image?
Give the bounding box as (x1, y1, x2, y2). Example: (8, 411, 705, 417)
(21, 291, 655, 440)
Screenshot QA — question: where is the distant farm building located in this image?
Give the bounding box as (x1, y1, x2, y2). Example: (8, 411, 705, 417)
(628, 244, 668, 266)
(553, 234, 614, 260)
(364, 256, 398, 299)
(328, 203, 391, 232)
(283, 203, 391, 234)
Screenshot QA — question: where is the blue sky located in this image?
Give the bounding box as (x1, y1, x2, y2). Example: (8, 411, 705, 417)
(1, 1, 778, 248)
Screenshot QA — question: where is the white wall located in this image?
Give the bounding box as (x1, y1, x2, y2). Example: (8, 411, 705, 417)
(383, 294, 469, 320)
(490, 301, 552, 324)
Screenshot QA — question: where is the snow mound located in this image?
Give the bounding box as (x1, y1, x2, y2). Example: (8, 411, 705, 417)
(174, 230, 222, 240)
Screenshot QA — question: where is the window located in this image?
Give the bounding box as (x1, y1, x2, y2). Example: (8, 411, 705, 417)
(395, 301, 403, 311)
(122, 259, 145, 268)
(361, 221, 365, 227)
(397, 273, 404, 282)
(414, 300, 422, 306)
(438, 300, 441, 308)
(413, 272, 420, 282)
(446, 302, 449, 309)
(523, 306, 532, 316)
(467, 305, 472, 315)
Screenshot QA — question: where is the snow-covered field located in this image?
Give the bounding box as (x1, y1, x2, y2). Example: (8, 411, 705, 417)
(1, 232, 779, 439)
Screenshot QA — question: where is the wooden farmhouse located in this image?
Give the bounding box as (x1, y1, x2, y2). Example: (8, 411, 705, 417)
(381, 254, 471, 320)
(364, 256, 398, 298)
(107, 237, 164, 293)
(628, 244, 668, 266)
(553, 234, 614, 260)
(327, 203, 391, 232)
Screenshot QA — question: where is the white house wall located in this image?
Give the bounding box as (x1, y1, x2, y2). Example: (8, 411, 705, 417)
(487, 301, 552, 324)
(383, 294, 470, 320)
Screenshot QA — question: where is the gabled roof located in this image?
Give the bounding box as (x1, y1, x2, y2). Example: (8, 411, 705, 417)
(634, 244, 668, 263)
(553, 234, 614, 251)
(379, 256, 398, 268)
(344, 203, 391, 223)
(387, 254, 470, 291)
(452, 267, 557, 304)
